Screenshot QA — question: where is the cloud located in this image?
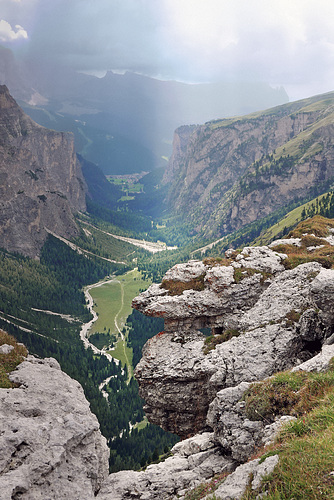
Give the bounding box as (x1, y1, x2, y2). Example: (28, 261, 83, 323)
(3, 0, 334, 100)
(0, 19, 28, 42)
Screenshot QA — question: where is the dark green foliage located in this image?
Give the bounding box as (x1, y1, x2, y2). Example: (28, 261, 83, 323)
(109, 423, 179, 472)
(127, 309, 164, 367)
(79, 154, 122, 210)
(86, 198, 153, 234)
(301, 191, 334, 220)
(89, 331, 116, 350)
(40, 234, 119, 298)
(0, 236, 178, 472)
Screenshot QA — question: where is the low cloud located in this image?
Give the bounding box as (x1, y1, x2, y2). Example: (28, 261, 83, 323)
(0, 19, 28, 42)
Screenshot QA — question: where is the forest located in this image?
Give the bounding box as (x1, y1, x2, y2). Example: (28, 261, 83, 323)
(0, 233, 178, 471)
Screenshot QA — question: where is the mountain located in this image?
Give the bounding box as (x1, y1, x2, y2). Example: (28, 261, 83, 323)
(0, 46, 289, 174)
(2, 216, 334, 499)
(164, 91, 334, 240)
(0, 86, 86, 258)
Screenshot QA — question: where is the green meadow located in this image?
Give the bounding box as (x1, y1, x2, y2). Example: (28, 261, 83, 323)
(89, 269, 150, 375)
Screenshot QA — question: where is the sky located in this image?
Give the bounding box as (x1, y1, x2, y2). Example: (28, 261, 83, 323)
(1, 0, 334, 101)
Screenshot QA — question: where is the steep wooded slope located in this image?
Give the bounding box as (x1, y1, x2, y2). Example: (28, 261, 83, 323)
(165, 92, 334, 239)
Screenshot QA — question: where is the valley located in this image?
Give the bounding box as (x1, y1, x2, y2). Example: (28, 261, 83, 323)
(1, 80, 334, 498)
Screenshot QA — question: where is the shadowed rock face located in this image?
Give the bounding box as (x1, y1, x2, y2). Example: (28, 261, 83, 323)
(133, 247, 334, 439)
(0, 85, 86, 257)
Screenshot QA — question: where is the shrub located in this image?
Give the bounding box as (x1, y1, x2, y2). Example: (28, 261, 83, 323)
(161, 274, 205, 296)
(0, 330, 28, 388)
(203, 328, 242, 354)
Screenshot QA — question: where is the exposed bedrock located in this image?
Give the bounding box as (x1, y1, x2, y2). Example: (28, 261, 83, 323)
(0, 356, 109, 500)
(133, 248, 334, 439)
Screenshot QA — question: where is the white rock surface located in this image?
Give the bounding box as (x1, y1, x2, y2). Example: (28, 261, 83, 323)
(0, 343, 14, 354)
(292, 344, 334, 372)
(233, 246, 287, 273)
(0, 356, 109, 500)
(98, 433, 233, 500)
(163, 260, 207, 282)
(207, 455, 279, 500)
(269, 238, 302, 248)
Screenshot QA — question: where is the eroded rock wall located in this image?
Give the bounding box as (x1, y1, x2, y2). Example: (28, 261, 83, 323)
(0, 85, 86, 257)
(0, 356, 109, 500)
(163, 94, 334, 239)
(133, 249, 334, 439)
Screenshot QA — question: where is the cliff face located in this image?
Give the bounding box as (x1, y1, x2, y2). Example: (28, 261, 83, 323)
(0, 85, 86, 257)
(164, 92, 334, 238)
(0, 355, 109, 499)
(2, 219, 334, 499)
(133, 219, 334, 442)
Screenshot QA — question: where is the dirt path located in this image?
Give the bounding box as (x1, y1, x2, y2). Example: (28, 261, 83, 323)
(80, 278, 120, 364)
(112, 278, 132, 379)
(46, 229, 126, 264)
(80, 221, 177, 253)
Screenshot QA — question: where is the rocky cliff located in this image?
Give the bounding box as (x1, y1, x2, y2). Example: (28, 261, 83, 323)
(164, 92, 334, 239)
(0, 85, 86, 257)
(1, 218, 334, 499)
(0, 355, 109, 499)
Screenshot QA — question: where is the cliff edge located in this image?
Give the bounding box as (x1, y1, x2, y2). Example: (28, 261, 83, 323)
(0, 355, 109, 499)
(1, 217, 334, 499)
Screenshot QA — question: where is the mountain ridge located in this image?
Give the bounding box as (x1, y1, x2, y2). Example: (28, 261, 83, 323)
(164, 91, 334, 240)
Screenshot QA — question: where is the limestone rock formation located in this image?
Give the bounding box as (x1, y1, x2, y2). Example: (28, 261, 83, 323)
(2, 221, 334, 499)
(0, 355, 109, 499)
(98, 433, 234, 500)
(163, 92, 334, 239)
(133, 245, 333, 439)
(0, 85, 86, 257)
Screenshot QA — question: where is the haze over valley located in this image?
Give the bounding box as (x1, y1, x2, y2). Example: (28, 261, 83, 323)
(1, 2, 334, 499)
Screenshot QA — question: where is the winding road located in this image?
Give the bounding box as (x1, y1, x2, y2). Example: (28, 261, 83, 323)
(80, 278, 119, 363)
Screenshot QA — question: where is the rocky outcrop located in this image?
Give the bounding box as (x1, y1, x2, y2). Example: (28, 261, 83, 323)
(0, 85, 86, 257)
(0, 355, 109, 499)
(133, 245, 334, 439)
(164, 92, 334, 238)
(2, 221, 334, 499)
(98, 432, 234, 500)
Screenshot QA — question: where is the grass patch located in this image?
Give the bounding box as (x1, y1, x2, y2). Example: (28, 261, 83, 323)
(202, 256, 231, 267)
(284, 308, 306, 327)
(241, 360, 334, 499)
(234, 267, 259, 283)
(243, 365, 334, 422)
(252, 199, 334, 246)
(203, 328, 242, 354)
(89, 269, 150, 375)
(107, 334, 133, 375)
(161, 274, 205, 296)
(288, 215, 334, 238)
(90, 270, 149, 337)
(233, 267, 272, 284)
(133, 415, 149, 431)
(0, 330, 28, 388)
(184, 471, 229, 500)
(271, 217, 334, 269)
